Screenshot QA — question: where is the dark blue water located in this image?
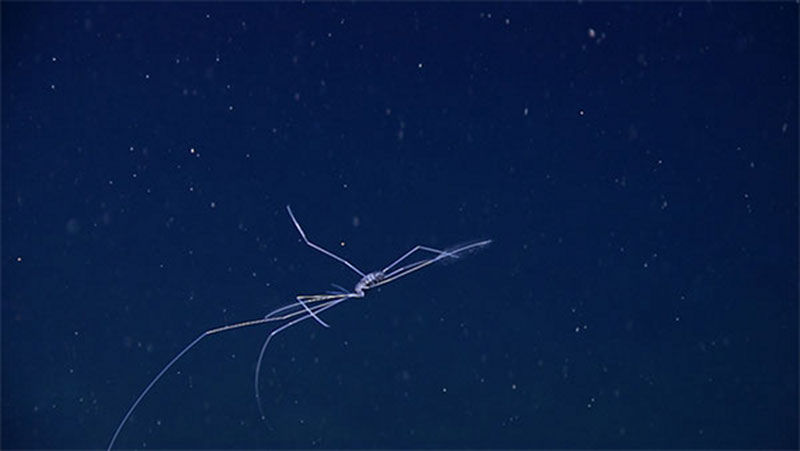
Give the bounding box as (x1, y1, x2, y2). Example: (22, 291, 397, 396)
(3, 3, 797, 449)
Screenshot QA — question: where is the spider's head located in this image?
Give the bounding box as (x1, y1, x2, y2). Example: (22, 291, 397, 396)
(355, 271, 385, 297)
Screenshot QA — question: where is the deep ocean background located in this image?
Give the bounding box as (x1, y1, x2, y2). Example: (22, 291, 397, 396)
(3, 3, 797, 449)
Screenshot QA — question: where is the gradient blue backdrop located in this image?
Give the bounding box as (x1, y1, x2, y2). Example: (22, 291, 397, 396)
(3, 3, 797, 449)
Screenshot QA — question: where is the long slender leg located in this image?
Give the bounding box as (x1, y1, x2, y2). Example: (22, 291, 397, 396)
(295, 296, 330, 328)
(296, 293, 355, 302)
(329, 283, 350, 294)
(372, 258, 438, 290)
(263, 301, 308, 320)
(254, 297, 349, 421)
(381, 245, 455, 274)
(372, 239, 494, 291)
(263, 294, 343, 321)
(107, 332, 207, 451)
(286, 205, 365, 277)
(108, 295, 349, 451)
